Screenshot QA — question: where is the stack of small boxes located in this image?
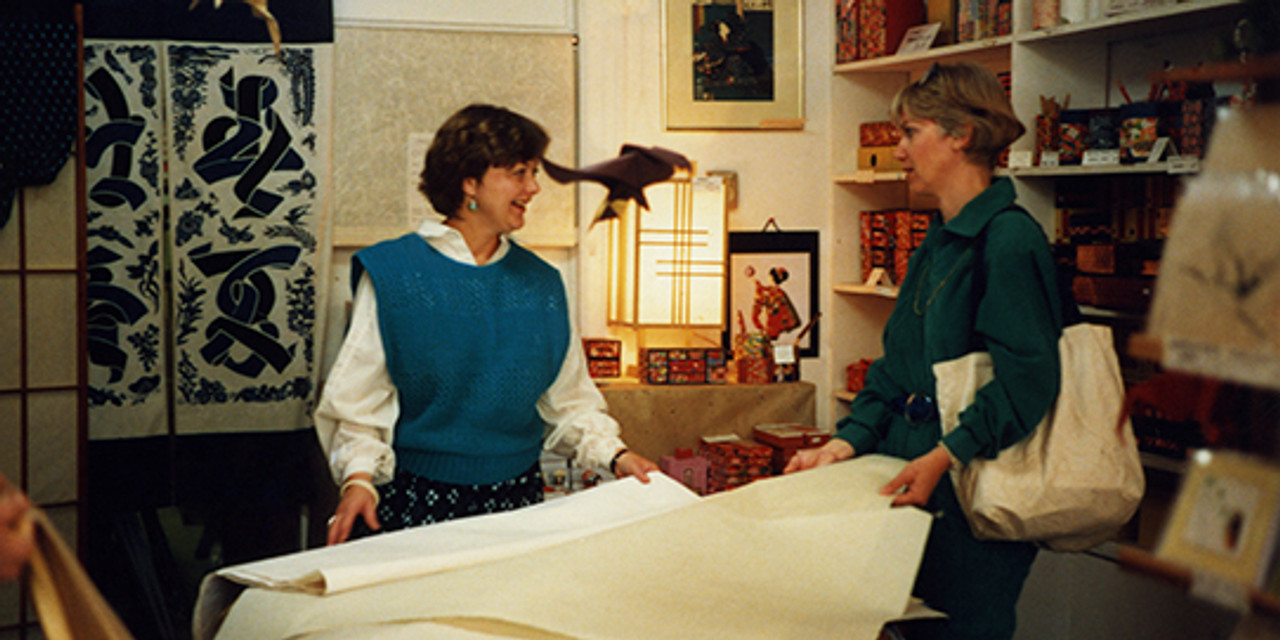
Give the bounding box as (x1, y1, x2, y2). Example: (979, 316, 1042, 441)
(698, 434, 773, 494)
(583, 339, 621, 379)
(861, 209, 933, 286)
(752, 424, 832, 476)
(858, 120, 902, 173)
(639, 348, 728, 385)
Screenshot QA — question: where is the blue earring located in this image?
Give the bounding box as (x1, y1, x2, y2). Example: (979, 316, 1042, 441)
(467, 199, 478, 211)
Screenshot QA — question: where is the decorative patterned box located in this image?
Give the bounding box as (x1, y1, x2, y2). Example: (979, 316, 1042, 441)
(640, 348, 728, 385)
(698, 434, 773, 494)
(836, 0, 860, 63)
(861, 209, 930, 285)
(583, 338, 621, 379)
(659, 447, 708, 495)
(859, 120, 902, 147)
(847, 358, 873, 392)
(752, 424, 831, 475)
(857, 0, 925, 60)
(857, 146, 903, 172)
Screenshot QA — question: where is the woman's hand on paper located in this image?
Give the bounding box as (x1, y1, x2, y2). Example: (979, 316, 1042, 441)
(783, 438, 855, 474)
(879, 445, 951, 507)
(326, 474, 380, 546)
(0, 475, 34, 581)
(614, 451, 659, 483)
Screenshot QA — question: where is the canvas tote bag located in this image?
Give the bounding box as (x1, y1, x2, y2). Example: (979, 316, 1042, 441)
(934, 322, 1145, 552)
(25, 508, 136, 640)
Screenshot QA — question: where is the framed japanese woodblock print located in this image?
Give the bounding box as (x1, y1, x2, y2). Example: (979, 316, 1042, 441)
(725, 230, 819, 357)
(663, 0, 804, 130)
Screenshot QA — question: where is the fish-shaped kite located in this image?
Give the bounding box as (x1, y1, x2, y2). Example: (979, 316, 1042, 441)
(542, 144, 692, 226)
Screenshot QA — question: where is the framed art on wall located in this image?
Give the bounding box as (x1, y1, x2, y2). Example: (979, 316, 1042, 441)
(663, 0, 804, 130)
(1156, 449, 1280, 588)
(724, 230, 819, 357)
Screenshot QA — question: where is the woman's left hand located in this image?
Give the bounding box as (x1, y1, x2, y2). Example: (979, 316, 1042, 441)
(614, 451, 659, 483)
(879, 445, 952, 507)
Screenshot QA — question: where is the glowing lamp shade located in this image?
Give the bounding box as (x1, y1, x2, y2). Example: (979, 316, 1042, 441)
(607, 175, 727, 328)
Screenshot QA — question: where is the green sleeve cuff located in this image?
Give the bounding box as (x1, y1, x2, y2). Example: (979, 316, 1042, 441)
(941, 427, 982, 466)
(834, 422, 877, 458)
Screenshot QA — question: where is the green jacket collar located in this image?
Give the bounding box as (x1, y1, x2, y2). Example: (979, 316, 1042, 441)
(941, 177, 1018, 239)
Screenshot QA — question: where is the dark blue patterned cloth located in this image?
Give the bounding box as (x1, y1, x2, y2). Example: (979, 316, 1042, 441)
(350, 464, 546, 539)
(0, 0, 77, 230)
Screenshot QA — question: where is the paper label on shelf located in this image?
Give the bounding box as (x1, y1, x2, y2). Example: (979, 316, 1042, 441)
(1147, 137, 1172, 164)
(1008, 150, 1033, 168)
(1167, 155, 1201, 174)
(1039, 151, 1060, 168)
(1188, 568, 1251, 613)
(1082, 149, 1121, 166)
(773, 344, 796, 365)
(854, 169, 876, 183)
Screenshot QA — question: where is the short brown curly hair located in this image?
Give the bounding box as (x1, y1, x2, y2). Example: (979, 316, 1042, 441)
(419, 104, 550, 217)
(890, 62, 1024, 169)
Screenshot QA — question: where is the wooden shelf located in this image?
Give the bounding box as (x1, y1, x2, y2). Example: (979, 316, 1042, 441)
(834, 171, 906, 185)
(1015, 0, 1245, 45)
(1117, 545, 1280, 618)
(834, 390, 858, 403)
(833, 37, 1012, 75)
(1002, 159, 1200, 178)
(833, 282, 898, 298)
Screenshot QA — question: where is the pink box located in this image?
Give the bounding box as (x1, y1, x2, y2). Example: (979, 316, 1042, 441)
(659, 448, 708, 495)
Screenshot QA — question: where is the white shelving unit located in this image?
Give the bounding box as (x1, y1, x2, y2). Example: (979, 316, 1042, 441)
(826, 0, 1246, 416)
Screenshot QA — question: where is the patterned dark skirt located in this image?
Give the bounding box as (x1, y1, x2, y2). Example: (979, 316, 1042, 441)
(350, 462, 544, 539)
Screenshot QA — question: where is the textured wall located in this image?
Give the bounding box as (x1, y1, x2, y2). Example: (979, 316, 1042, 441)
(331, 27, 577, 247)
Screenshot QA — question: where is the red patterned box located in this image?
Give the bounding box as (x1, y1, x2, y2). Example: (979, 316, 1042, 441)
(583, 338, 621, 379)
(836, 0, 859, 63)
(640, 348, 728, 385)
(752, 424, 831, 475)
(698, 435, 773, 494)
(859, 120, 902, 147)
(847, 358, 873, 392)
(857, 0, 925, 60)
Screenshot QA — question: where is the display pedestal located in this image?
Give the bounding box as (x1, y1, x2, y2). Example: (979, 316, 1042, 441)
(599, 381, 817, 461)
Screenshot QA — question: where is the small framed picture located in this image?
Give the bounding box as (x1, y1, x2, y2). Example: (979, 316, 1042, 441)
(896, 23, 941, 56)
(1156, 449, 1280, 588)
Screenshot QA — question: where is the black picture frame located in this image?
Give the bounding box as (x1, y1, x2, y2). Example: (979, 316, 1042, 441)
(724, 230, 820, 358)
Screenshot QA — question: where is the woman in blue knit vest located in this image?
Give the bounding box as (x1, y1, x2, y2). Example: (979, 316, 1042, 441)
(316, 104, 659, 545)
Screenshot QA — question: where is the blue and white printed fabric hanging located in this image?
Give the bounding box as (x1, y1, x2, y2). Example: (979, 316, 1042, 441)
(84, 41, 170, 440)
(166, 42, 330, 436)
(84, 1, 332, 439)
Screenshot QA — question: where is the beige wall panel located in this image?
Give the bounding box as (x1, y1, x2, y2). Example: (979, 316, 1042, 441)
(24, 274, 78, 388)
(23, 165, 78, 270)
(0, 277, 18, 390)
(28, 390, 77, 504)
(331, 27, 576, 247)
(0, 395, 18, 483)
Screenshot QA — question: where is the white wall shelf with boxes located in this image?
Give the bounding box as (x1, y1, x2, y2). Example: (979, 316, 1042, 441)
(827, 0, 1246, 413)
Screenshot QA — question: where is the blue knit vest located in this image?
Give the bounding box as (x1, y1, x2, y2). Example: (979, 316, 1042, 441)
(353, 234, 569, 485)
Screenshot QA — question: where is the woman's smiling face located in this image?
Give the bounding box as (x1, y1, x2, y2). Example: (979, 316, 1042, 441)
(468, 159, 542, 235)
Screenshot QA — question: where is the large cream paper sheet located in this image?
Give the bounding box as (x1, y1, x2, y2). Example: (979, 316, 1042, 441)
(201, 455, 935, 640)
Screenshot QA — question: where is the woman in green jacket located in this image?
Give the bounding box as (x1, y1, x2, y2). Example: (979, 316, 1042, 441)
(787, 62, 1064, 640)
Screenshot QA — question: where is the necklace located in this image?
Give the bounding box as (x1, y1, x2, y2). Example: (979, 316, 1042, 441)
(913, 245, 975, 315)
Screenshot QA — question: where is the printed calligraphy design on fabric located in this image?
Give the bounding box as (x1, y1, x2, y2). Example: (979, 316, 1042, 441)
(83, 42, 169, 439)
(166, 45, 320, 428)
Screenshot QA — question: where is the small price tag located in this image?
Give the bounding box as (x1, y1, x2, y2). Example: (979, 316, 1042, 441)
(1008, 150, 1033, 168)
(1146, 137, 1172, 164)
(1168, 155, 1201, 174)
(1082, 149, 1121, 166)
(1039, 151, 1060, 168)
(773, 344, 796, 365)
